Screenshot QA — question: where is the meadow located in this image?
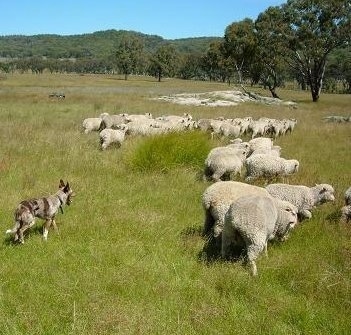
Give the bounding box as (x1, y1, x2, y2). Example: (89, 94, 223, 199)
(0, 73, 350, 335)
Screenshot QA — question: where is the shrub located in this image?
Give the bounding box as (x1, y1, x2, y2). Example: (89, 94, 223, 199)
(124, 131, 211, 172)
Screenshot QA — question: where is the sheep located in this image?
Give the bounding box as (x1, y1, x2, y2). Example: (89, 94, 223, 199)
(124, 120, 158, 136)
(245, 154, 299, 182)
(344, 187, 351, 206)
(125, 113, 153, 123)
(265, 183, 335, 220)
(204, 148, 247, 182)
(82, 117, 103, 134)
(248, 137, 273, 153)
(219, 122, 241, 138)
(341, 187, 351, 223)
(202, 181, 270, 239)
(221, 194, 298, 276)
(99, 124, 128, 150)
(249, 145, 281, 158)
(99, 113, 128, 130)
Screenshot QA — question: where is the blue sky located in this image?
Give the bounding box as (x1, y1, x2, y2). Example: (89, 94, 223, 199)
(1, 1, 286, 39)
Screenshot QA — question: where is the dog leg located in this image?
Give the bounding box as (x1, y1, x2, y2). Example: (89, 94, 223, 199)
(51, 219, 59, 234)
(6, 221, 20, 235)
(43, 219, 52, 241)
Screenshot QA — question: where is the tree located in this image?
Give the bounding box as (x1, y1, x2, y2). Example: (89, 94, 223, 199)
(149, 44, 178, 82)
(202, 41, 227, 82)
(255, 7, 289, 98)
(222, 19, 257, 84)
(280, 0, 351, 101)
(114, 35, 144, 80)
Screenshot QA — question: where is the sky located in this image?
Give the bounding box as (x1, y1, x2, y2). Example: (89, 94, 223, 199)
(1, 1, 286, 39)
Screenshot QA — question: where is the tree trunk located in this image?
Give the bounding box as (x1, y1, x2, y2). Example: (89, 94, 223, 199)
(268, 85, 280, 99)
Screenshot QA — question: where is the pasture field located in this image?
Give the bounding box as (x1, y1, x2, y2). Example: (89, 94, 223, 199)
(0, 73, 350, 334)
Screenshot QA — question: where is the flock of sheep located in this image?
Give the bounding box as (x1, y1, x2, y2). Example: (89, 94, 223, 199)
(81, 111, 350, 276)
(82, 112, 298, 150)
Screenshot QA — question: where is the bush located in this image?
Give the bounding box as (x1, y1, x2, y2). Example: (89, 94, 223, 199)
(124, 131, 211, 172)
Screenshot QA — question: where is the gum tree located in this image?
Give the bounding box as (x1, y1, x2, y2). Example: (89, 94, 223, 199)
(281, 0, 350, 101)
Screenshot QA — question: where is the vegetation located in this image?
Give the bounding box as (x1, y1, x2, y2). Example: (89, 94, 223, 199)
(0, 73, 350, 334)
(0, 0, 349, 101)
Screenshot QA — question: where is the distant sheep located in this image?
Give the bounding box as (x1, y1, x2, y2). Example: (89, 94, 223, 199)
(265, 183, 335, 220)
(222, 194, 298, 276)
(202, 181, 270, 239)
(245, 154, 299, 182)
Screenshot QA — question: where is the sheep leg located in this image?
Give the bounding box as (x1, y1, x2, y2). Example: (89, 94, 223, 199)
(301, 210, 312, 219)
(246, 242, 265, 276)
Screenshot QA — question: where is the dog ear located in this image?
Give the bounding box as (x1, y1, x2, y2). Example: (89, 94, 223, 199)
(59, 179, 65, 188)
(63, 182, 70, 193)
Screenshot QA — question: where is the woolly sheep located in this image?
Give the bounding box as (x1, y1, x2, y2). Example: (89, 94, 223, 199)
(341, 187, 351, 223)
(265, 183, 335, 220)
(219, 122, 241, 138)
(204, 148, 247, 182)
(202, 181, 270, 239)
(245, 154, 299, 182)
(248, 137, 273, 153)
(344, 187, 351, 206)
(249, 145, 281, 158)
(99, 124, 127, 150)
(82, 117, 102, 134)
(125, 112, 153, 123)
(99, 113, 128, 130)
(222, 194, 298, 276)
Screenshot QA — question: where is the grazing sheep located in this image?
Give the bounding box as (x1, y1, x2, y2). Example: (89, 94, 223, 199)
(245, 154, 299, 182)
(82, 117, 103, 134)
(265, 183, 335, 220)
(202, 181, 270, 238)
(344, 187, 351, 206)
(219, 122, 241, 138)
(341, 187, 351, 223)
(249, 145, 281, 157)
(248, 137, 273, 154)
(204, 148, 247, 182)
(99, 124, 128, 150)
(222, 194, 298, 276)
(125, 112, 153, 123)
(99, 113, 128, 130)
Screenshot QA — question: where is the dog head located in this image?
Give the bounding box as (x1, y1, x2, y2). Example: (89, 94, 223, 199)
(59, 179, 75, 205)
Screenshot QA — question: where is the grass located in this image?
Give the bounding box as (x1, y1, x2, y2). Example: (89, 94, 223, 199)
(0, 73, 350, 334)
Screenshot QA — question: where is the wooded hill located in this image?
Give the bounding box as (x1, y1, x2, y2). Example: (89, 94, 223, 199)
(0, 29, 221, 59)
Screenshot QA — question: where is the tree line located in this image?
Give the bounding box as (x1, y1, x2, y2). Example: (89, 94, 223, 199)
(0, 0, 350, 101)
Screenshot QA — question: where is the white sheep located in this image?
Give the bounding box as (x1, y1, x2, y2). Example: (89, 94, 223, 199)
(219, 122, 241, 138)
(222, 194, 298, 276)
(82, 117, 103, 134)
(344, 187, 351, 206)
(341, 187, 351, 223)
(245, 154, 299, 182)
(204, 148, 247, 182)
(100, 113, 128, 130)
(202, 181, 270, 239)
(99, 124, 128, 150)
(248, 137, 273, 153)
(265, 183, 335, 220)
(125, 112, 153, 123)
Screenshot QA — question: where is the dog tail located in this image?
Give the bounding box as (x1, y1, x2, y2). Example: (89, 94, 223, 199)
(6, 221, 20, 235)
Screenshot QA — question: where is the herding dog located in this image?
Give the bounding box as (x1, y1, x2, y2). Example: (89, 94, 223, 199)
(6, 179, 75, 244)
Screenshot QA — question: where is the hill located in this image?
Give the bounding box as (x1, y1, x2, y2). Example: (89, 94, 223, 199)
(0, 29, 222, 59)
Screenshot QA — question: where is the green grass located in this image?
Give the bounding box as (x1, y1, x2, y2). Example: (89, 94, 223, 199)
(0, 73, 350, 334)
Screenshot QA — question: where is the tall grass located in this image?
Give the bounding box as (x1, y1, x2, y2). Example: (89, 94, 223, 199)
(0, 73, 350, 334)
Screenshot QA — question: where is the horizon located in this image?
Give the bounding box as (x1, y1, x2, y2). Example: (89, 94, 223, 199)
(1, 1, 286, 40)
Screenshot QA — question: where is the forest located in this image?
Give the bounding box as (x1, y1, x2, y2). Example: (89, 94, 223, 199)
(0, 0, 350, 101)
